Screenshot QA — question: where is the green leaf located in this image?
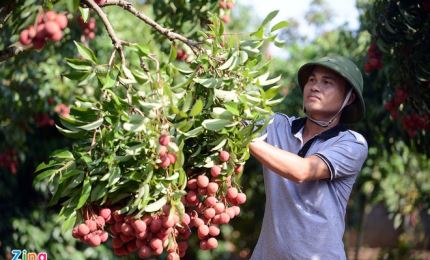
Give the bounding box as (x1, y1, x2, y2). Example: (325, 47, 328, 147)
(250, 26, 265, 39)
(90, 182, 107, 202)
(102, 70, 118, 90)
(51, 150, 74, 160)
(169, 46, 177, 63)
(61, 212, 77, 233)
(164, 172, 179, 181)
(65, 58, 93, 71)
(214, 89, 239, 102)
(266, 97, 285, 106)
(202, 119, 232, 131)
(67, 0, 80, 12)
(49, 182, 66, 206)
(193, 78, 223, 88)
(261, 10, 279, 27)
(108, 166, 121, 187)
(224, 102, 240, 116)
(219, 52, 237, 70)
(211, 107, 234, 120)
(210, 138, 228, 151)
(257, 74, 281, 86)
(76, 177, 91, 209)
(35, 168, 59, 182)
(265, 85, 282, 99)
(135, 43, 150, 56)
(123, 115, 149, 132)
(183, 126, 204, 138)
(218, 18, 224, 36)
(79, 8, 90, 23)
(181, 91, 194, 113)
(74, 41, 97, 63)
(145, 196, 167, 212)
(63, 70, 90, 81)
(76, 118, 103, 131)
(126, 144, 146, 156)
(274, 38, 286, 48)
(122, 64, 136, 81)
(34, 160, 62, 174)
(189, 99, 204, 117)
(178, 168, 187, 189)
(60, 169, 81, 182)
(239, 51, 249, 64)
(55, 125, 87, 139)
(271, 21, 289, 32)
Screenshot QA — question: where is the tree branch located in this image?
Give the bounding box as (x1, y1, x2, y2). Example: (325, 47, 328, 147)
(0, 44, 26, 63)
(82, 0, 126, 66)
(101, 0, 201, 52)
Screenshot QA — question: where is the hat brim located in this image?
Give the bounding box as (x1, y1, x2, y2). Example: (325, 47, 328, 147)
(297, 62, 365, 124)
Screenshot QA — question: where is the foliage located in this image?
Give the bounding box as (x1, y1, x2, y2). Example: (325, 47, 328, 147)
(362, 0, 430, 152)
(35, 17, 283, 231)
(1, 0, 288, 258)
(1, 0, 429, 258)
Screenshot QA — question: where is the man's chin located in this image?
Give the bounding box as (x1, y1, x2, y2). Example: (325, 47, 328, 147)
(305, 110, 337, 121)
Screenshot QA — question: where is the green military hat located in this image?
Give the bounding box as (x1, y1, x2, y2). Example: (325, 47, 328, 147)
(297, 55, 365, 124)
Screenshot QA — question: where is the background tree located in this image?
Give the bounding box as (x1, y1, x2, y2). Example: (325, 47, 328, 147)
(0, 0, 429, 259)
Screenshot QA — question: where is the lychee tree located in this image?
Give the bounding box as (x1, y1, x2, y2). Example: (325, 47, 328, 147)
(0, 0, 287, 258)
(27, 0, 286, 258)
(362, 0, 430, 152)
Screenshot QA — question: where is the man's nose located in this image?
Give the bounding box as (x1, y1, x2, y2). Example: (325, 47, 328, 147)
(310, 81, 321, 91)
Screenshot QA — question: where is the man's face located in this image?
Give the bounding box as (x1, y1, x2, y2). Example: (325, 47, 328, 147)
(303, 66, 348, 120)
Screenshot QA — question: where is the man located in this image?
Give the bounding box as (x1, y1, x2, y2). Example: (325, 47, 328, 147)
(249, 55, 368, 260)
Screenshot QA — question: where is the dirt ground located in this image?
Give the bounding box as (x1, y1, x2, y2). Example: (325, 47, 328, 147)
(347, 247, 430, 260)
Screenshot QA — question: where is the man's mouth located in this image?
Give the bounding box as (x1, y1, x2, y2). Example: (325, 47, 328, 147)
(307, 95, 320, 101)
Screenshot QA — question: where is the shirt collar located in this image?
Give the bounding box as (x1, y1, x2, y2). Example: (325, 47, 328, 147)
(291, 117, 347, 141)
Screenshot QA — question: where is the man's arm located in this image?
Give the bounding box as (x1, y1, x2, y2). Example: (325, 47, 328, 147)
(249, 140, 330, 183)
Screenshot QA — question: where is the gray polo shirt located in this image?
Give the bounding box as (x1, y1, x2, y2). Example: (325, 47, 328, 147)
(250, 113, 368, 260)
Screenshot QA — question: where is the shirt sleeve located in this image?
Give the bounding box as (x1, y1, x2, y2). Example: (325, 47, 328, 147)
(313, 133, 368, 181)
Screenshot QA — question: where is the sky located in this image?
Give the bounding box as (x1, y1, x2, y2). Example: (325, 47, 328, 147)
(238, 0, 359, 32)
(236, 0, 360, 56)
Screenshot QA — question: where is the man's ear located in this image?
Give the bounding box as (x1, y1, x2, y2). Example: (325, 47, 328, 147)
(347, 92, 356, 106)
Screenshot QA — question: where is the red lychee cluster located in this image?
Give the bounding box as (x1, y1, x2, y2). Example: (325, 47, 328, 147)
(218, 0, 234, 23)
(34, 113, 54, 128)
(72, 208, 110, 247)
(210, 151, 243, 178)
(78, 16, 97, 40)
(70, 148, 248, 258)
(184, 173, 245, 250)
(383, 88, 408, 119)
(108, 206, 189, 259)
(364, 43, 383, 74)
(183, 150, 246, 251)
(402, 113, 430, 137)
(219, 0, 234, 9)
(0, 149, 18, 174)
(221, 14, 231, 24)
(157, 134, 177, 169)
(54, 103, 70, 117)
(383, 88, 429, 137)
(19, 11, 68, 49)
(176, 48, 188, 61)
